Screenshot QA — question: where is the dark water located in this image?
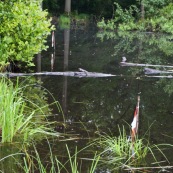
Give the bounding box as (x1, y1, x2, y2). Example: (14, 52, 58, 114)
(34, 27, 173, 172)
(1, 26, 173, 172)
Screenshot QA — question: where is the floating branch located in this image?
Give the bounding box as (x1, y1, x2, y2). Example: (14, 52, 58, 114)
(120, 62, 173, 68)
(144, 68, 173, 75)
(146, 75, 173, 78)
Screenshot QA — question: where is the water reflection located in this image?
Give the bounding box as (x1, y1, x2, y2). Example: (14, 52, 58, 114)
(64, 29, 70, 71)
(51, 31, 56, 71)
(36, 29, 173, 170)
(0, 144, 22, 173)
(62, 29, 71, 115)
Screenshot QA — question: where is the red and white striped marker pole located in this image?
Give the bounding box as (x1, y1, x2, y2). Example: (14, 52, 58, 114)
(131, 96, 140, 157)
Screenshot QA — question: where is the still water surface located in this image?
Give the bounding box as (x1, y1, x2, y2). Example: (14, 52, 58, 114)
(2, 26, 173, 172)
(38, 27, 173, 172)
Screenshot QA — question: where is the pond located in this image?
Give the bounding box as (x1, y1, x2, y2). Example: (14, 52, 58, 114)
(1, 26, 173, 172)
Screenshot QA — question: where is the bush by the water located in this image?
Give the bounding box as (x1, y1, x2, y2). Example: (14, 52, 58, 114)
(0, 0, 54, 67)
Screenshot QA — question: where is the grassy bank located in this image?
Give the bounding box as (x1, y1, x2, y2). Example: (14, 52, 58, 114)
(0, 78, 60, 143)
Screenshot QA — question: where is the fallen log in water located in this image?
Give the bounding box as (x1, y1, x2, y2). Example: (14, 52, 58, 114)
(144, 68, 173, 75)
(0, 68, 116, 78)
(146, 75, 173, 78)
(120, 62, 173, 68)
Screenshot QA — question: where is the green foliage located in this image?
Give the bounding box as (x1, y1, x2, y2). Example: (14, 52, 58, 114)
(95, 128, 149, 169)
(137, 0, 172, 17)
(94, 127, 172, 171)
(0, 0, 54, 67)
(97, 18, 116, 31)
(136, 3, 173, 33)
(59, 13, 90, 29)
(97, 2, 173, 34)
(97, 18, 108, 30)
(97, 3, 139, 31)
(113, 3, 138, 23)
(71, 13, 90, 26)
(59, 14, 71, 29)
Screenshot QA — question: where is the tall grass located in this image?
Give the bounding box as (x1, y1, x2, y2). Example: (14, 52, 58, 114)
(94, 127, 172, 171)
(0, 78, 60, 143)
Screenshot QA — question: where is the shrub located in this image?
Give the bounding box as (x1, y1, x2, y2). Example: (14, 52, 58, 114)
(0, 0, 54, 67)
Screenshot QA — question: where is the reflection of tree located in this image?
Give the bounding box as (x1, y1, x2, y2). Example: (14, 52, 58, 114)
(96, 31, 173, 143)
(19, 77, 50, 116)
(42, 30, 173, 149)
(64, 29, 70, 71)
(97, 31, 173, 75)
(37, 53, 42, 72)
(62, 29, 70, 115)
(64, 32, 173, 143)
(37, 53, 42, 81)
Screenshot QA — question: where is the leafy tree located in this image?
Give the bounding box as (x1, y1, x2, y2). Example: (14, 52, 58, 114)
(137, 0, 172, 18)
(0, 0, 54, 68)
(97, 1, 173, 34)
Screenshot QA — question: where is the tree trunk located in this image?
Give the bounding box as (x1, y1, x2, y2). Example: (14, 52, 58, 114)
(65, 0, 71, 15)
(141, 1, 145, 20)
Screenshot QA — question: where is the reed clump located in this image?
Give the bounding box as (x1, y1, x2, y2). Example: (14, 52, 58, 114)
(0, 78, 60, 143)
(94, 127, 171, 171)
(22, 143, 99, 173)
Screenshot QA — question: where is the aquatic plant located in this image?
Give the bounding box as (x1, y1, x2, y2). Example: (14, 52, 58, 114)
(0, 78, 60, 143)
(95, 129, 148, 168)
(94, 127, 172, 171)
(21, 143, 99, 173)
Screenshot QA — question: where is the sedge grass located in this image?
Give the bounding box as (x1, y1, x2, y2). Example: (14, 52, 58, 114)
(94, 126, 172, 171)
(22, 143, 99, 173)
(0, 78, 60, 143)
